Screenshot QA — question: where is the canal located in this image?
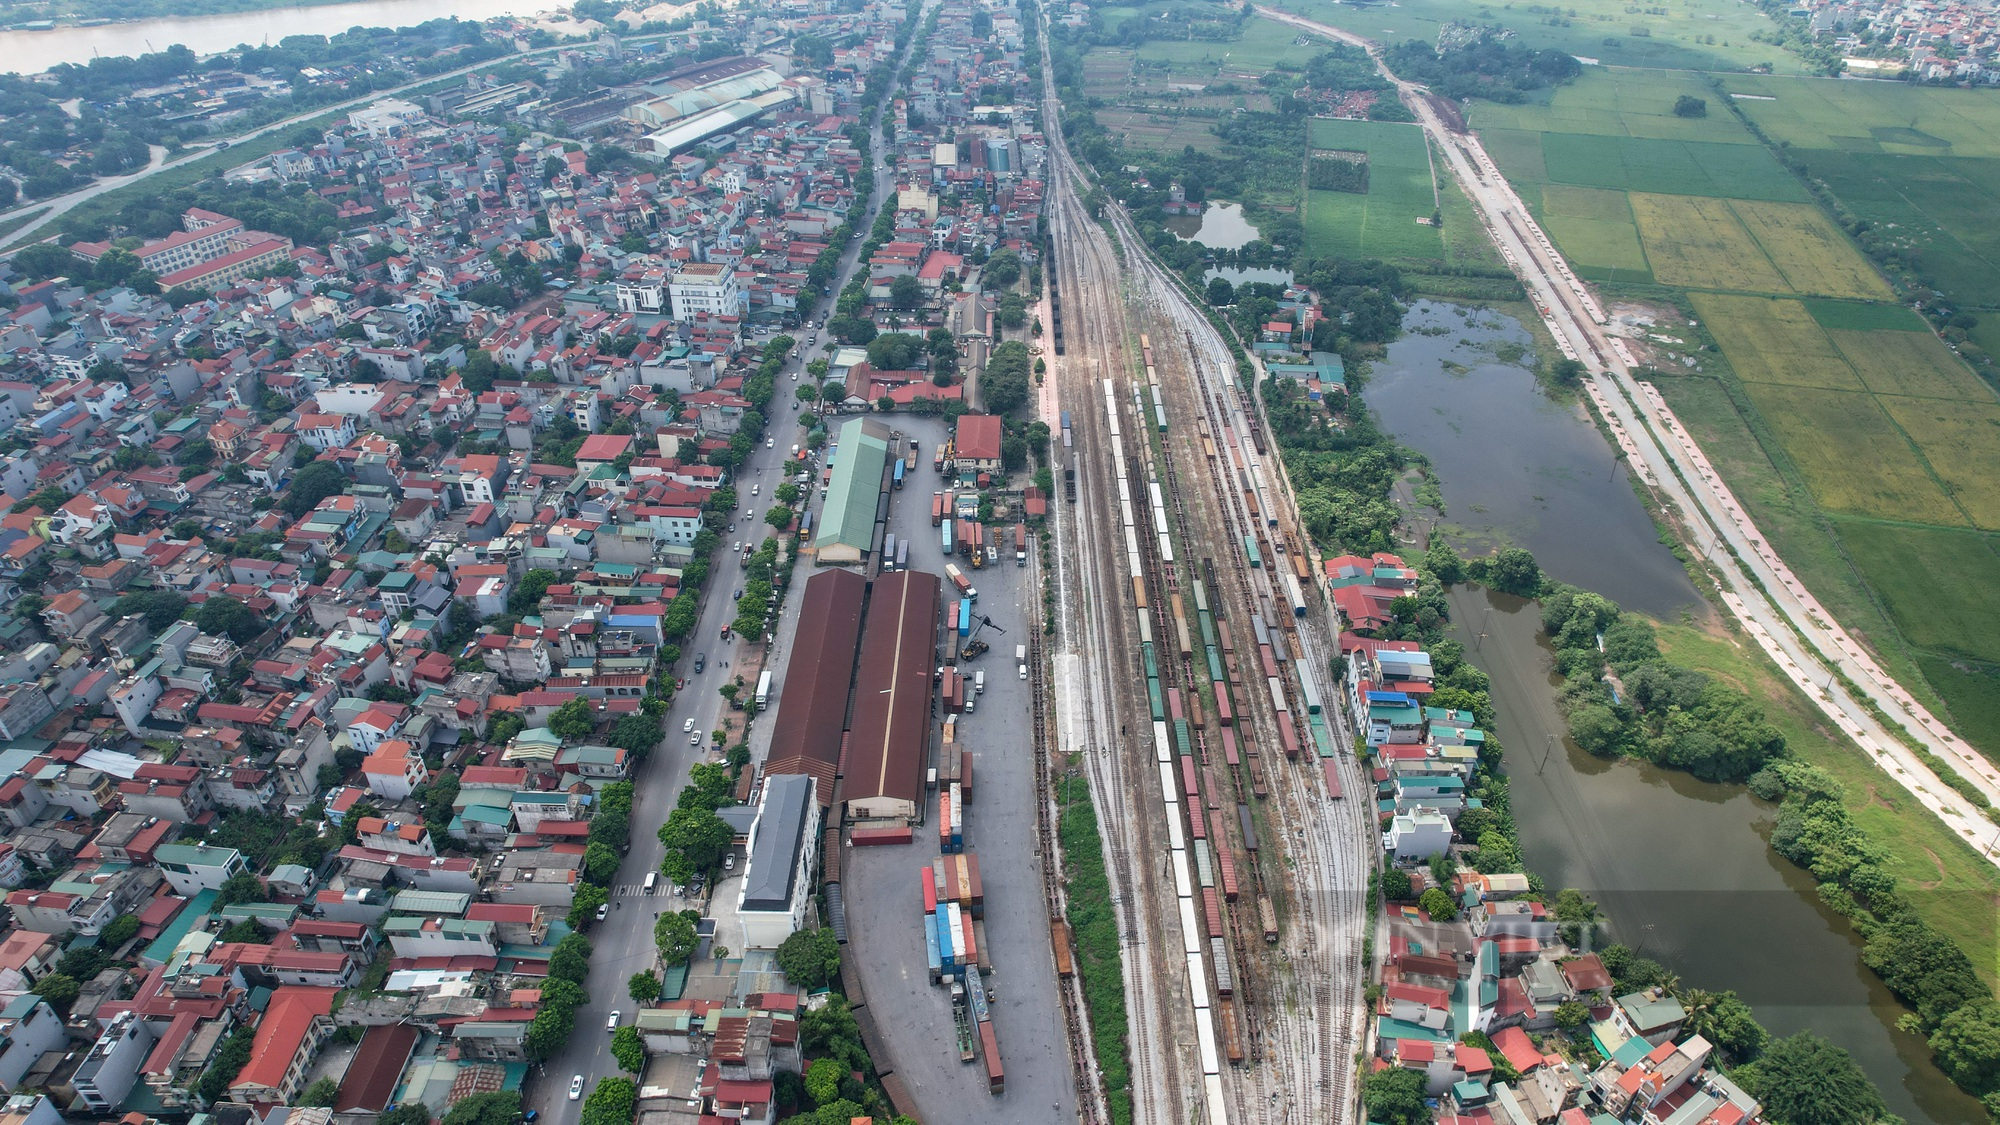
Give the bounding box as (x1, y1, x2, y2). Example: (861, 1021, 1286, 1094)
(1368, 301, 1983, 1125)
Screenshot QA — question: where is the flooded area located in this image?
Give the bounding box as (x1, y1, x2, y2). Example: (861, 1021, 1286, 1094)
(1368, 299, 1699, 618)
(1163, 201, 1263, 249)
(1370, 298, 1980, 1124)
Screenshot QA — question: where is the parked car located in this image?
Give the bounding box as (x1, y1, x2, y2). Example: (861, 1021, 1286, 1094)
(595, 902, 609, 922)
(607, 1011, 620, 1031)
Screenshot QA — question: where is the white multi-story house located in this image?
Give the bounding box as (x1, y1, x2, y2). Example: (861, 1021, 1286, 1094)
(669, 262, 741, 322)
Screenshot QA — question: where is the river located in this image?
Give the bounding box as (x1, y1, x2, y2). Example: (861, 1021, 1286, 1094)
(1367, 301, 1983, 1125)
(0, 0, 570, 73)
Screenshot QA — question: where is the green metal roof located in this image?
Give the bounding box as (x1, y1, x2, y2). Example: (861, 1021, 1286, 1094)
(816, 418, 891, 556)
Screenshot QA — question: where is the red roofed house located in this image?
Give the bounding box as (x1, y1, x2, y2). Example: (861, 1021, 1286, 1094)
(228, 985, 339, 1104)
(952, 414, 1003, 474)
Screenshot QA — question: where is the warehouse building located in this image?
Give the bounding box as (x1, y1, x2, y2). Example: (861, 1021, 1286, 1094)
(814, 418, 893, 566)
(843, 571, 940, 823)
(763, 569, 866, 806)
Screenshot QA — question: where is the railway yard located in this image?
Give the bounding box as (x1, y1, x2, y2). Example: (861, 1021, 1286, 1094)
(1035, 17, 1377, 1123)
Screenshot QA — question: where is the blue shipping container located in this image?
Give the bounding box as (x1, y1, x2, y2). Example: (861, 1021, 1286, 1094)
(959, 600, 972, 636)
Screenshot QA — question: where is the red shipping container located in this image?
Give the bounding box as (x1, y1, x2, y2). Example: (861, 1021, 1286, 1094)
(961, 752, 974, 803)
(967, 852, 984, 915)
(962, 914, 977, 965)
(850, 827, 913, 846)
(980, 1021, 1004, 1094)
(923, 871, 937, 914)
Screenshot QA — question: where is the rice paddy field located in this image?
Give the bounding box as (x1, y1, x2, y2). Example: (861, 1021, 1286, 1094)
(1302, 117, 1442, 260)
(1715, 74, 2000, 157)
(1468, 66, 1760, 144)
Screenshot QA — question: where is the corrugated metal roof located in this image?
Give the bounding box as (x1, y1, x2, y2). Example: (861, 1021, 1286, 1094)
(740, 774, 815, 912)
(764, 570, 864, 804)
(844, 571, 940, 816)
(815, 418, 893, 561)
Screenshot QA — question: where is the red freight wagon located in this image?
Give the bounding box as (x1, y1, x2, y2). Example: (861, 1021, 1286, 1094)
(1190, 691, 1205, 731)
(1180, 756, 1199, 800)
(1168, 687, 1184, 722)
(1258, 643, 1278, 679)
(1276, 712, 1301, 760)
(1323, 759, 1345, 800)
(1204, 767, 1223, 811)
(1220, 727, 1239, 766)
(1215, 686, 1234, 728)
(1218, 840, 1240, 902)
(1218, 618, 1234, 655)
(1189, 805, 1207, 841)
(1203, 887, 1224, 938)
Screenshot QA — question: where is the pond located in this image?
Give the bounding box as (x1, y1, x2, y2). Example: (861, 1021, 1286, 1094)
(1206, 265, 1294, 288)
(1163, 201, 1263, 250)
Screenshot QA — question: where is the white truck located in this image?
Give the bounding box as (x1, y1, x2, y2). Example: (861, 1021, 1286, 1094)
(945, 562, 977, 601)
(974, 670, 986, 694)
(1016, 644, 1029, 680)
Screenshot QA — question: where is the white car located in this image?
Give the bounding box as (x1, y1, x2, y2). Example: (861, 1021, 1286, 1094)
(608, 1011, 621, 1031)
(684, 717, 696, 733)
(766, 438, 775, 448)
(723, 854, 735, 872)
(569, 1076, 584, 1100)
(595, 902, 609, 922)
(690, 734, 701, 745)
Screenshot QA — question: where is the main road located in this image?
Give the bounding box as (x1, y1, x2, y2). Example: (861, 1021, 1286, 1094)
(525, 27, 916, 1122)
(1259, 4, 2000, 865)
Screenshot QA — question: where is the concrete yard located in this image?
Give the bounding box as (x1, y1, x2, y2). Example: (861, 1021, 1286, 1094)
(823, 414, 1077, 1125)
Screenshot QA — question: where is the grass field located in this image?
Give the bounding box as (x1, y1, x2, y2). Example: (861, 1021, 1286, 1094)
(1805, 299, 1931, 332)
(1688, 294, 1865, 389)
(1836, 522, 2000, 664)
(1518, 133, 1809, 201)
(1469, 67, 1760, 144)
(1093, 109, 1227, 154)
(1269, 0, 1812, 73)
(1302, 118, 1441, 260)
(1134, 15, 1325, 75)
(1738, 383, 1964, 525)
(1538, 185, 1650, 276)
(1631, 194, 1791, 292)
(1879, 398, 2000, 530)
(1653, 619, 2000, 984)
(1717, 74, 2000, 157)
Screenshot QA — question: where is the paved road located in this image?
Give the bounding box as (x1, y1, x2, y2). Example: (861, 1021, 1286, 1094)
(1259, 4, 2000, 866)
(526, 42, 914, 1125)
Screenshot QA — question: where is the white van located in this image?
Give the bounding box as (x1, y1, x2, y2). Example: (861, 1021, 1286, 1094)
(974, 670, 985, 694)
(643, 872, 658, 892)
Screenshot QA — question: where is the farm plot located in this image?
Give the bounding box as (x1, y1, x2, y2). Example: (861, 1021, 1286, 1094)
(1878, 397, 2000, 530)
(1827, 327, 1996, 401)
(1093, 109, 1226, 154)
(1727, 201, 1894, 300)
(1630, 194, 1790, 293)
(1689, 294, 1864, 390)
(1302, 118, 1441, 260)
(1537, 185, 1648, 276)
(1134, 15, 1323, 73)
(1469, 67, 1759, 144)
(1837, 520, 2000, 665)
(1718, 74, 2000, 157)
(1738, 383, 1964, 525)
(1793, 149, 2000, 309)
(1538, 133, 1808, 202)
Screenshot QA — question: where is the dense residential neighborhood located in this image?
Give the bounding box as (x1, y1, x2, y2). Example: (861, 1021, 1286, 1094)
(0, 0, 1048, 1121)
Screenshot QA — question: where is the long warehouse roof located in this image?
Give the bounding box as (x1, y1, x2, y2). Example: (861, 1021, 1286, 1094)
(763, 568, 865, 805)
(844, 570, 939, 814)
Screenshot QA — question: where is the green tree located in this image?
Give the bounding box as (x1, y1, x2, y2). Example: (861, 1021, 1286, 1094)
(585, 841, 622, 885)
(655, 910, 699, 967)
(1205, 276, 1235, 306)
(982, 341, 1033, 415)
(1550, 357, 1586, 385)
(442, 1091, 520, 1125)
(197, 1026, 256, 1103)
(1484, 547, 1542, 596)
(1673, 94, 1708, 117)
(568, 883, 609, 930)
(1425, 539, 1465, 584)
(1732, 1032, 1890, 1125)
(1930, 1000, 2000, 1095)
(282, 460, 348, 518)
(1553, 1000, 1589, 1030)
(982, 249, 1021, 289)
(629, 970, 660, 1003)
(804, 1057, 843, 1106)
(658, 806, 733, 883)
(510, 568, 558, 614)
(215, 868, 266, 907)
(100, 913, 142, 947)
(548, 933, 593, 984)
(1379, 868, 1413, 901)
(1419, 886, 1458, 921)
(775, 928, 841, 990)
(549, 697, 597, 742)
(889, 274, 924, 309)
(380, 1104, 434, 1125)
(298, 1077, 342, 1107)
(1677, 988, 1768, 1065)
(579, 1076, 636, 1125)
(611, 1025, 646, 1074)
(524, 978, 586, 1060)
(1361, 1066, 1427, 1125)
(30, 972, 80, 1014)
(196, 595, 261, 643)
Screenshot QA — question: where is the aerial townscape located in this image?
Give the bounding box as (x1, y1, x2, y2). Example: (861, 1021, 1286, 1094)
(0, 0, 1998, 1124)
